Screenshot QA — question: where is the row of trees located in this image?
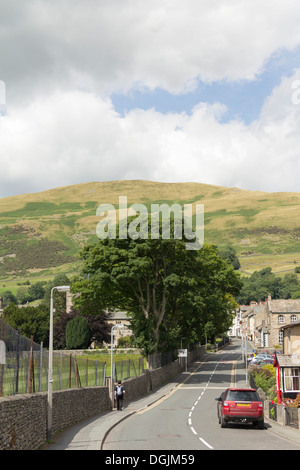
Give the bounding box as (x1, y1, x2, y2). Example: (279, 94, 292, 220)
(236, 267, 300, 304)
(3, 229, 300, 357)
(3, 273, 112, 349)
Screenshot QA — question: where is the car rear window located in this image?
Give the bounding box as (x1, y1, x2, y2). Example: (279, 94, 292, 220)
(226, 390, 259, 402)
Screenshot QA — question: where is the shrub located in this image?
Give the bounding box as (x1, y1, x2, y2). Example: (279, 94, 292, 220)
(118, 335, 135, 348)
(66, 316, 91, 349)
(250, 364, 276, 399)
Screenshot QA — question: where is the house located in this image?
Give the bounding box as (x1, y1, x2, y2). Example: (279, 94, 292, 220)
(281, 319, 300, 356)
(266, 297, 300, 348)
(271, 319, 300, 404)
(231, 296, 300, 350)
(229, 305, 251, 337)
(246, 296, 300, 349)
(107, 310, 132, 347)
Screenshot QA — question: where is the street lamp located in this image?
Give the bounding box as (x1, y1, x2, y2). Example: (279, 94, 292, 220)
(47, 285, 70, 440)
(110, 324, 124, 408)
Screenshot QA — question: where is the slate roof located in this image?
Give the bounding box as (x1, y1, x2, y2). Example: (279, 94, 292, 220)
(275, 354, 300, 368)
(269, 299, 300, 313)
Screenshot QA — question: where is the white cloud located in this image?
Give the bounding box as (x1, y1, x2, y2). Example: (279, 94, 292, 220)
(2, 0, 300, 103)
(1, 1, 300, 197)
(1, 69, 300, 196)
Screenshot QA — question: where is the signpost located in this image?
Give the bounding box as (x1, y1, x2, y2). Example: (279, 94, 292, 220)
(178, 349, 188, 372)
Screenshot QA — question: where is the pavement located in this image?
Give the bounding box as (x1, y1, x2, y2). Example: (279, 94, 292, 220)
(43, 371, 188, 450)
(43, 349, 300, 450)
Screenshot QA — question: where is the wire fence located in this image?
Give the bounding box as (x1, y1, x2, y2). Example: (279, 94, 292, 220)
(0, 316, 144, 397)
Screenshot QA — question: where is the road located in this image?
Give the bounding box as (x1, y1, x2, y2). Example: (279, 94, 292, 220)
(103, 340, 300, 450)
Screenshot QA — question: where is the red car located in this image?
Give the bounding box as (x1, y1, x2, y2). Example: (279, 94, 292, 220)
(217, 388, 264, 429)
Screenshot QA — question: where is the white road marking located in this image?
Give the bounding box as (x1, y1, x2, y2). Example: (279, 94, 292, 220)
(199, 437, 214, 450)
(187, 356, 226, 451)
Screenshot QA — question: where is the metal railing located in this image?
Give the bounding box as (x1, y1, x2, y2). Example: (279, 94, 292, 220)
(0, 317, 144, 397)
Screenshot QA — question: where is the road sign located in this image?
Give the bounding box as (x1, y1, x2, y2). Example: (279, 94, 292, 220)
(178, 349, 188, 357)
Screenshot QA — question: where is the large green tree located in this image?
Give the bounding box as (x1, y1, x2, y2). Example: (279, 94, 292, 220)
(3, 303, 49, 345)
(73, 224, 241, 358)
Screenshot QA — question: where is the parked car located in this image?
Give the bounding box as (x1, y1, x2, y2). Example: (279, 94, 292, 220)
(249, 354, 271, 365)
(217, 388, 264, 429)
(256, 358, 274, 367)
(247, 353, 256, 363)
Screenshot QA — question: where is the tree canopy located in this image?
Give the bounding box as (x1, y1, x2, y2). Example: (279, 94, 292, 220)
(236, 267, 300, 304)
(73, 224, 242, 357)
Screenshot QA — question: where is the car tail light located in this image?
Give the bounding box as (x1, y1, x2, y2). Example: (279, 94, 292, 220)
(258, 403, 263, 408)
(223, 401, 229, 407)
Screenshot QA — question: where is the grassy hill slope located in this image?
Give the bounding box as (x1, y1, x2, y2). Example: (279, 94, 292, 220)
(1, 180, 300, 292)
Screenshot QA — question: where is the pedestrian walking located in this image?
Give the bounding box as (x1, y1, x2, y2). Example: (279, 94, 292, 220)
(114, 380, 125, 410)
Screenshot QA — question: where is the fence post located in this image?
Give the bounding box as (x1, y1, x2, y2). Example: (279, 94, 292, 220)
(39, 342, 43, 392)
(0, 315, 4, 397)
(16, 328, 20, 394)
(69, 353, 72, 388)
(60, 351, 63, 390)
(103, 362, 106, 386)
(27, 336, 35, 394)
(86, 357, 88, 387)
(132, 359, 137, 377)
(74, 356, 81, 388)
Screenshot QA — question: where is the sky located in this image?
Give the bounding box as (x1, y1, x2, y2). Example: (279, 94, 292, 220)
(1, 0, 300, 198)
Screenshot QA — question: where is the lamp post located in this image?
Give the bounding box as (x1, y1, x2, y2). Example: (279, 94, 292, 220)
(47, 285, 70, 440)
(110, 324, 124, 408)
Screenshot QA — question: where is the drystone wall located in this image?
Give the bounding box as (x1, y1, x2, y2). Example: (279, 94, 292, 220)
(0, 346, 205, 450)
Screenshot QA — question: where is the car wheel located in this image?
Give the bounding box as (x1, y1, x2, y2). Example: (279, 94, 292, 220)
(221, 417, 227, 428)
(257, 420, 264, 430)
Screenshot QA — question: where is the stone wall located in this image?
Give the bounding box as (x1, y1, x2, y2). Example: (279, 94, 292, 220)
(0, 386, 110, 450)
(0, 393, 47, 450)
(51, 387, 110, 435)
(0, 346, 205, 450)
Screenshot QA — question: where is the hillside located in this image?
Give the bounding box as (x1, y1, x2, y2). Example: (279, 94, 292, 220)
(1, 180, 300, 291)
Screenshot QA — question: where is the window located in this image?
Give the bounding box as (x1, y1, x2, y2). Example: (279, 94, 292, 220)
(278, 315, 285, 324)
(291, 315, 297, 323)
(226, 390, 260, 402)
(284, 368, 300, 392)
(278, 330, 283, 344)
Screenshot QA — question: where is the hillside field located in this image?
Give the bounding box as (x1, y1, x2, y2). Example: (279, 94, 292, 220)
(1, 180, 300, 293)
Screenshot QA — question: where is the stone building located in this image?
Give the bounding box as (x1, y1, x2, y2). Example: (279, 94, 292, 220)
(232, 296, 300, 349)
(266, 297, 300, 348)
(107, 310, 132, 347)
(281, 318, 300, 356)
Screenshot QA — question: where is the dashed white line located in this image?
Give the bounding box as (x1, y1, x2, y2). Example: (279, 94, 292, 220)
(199, 437, 214, 450)
(187, 356, 226, 450)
